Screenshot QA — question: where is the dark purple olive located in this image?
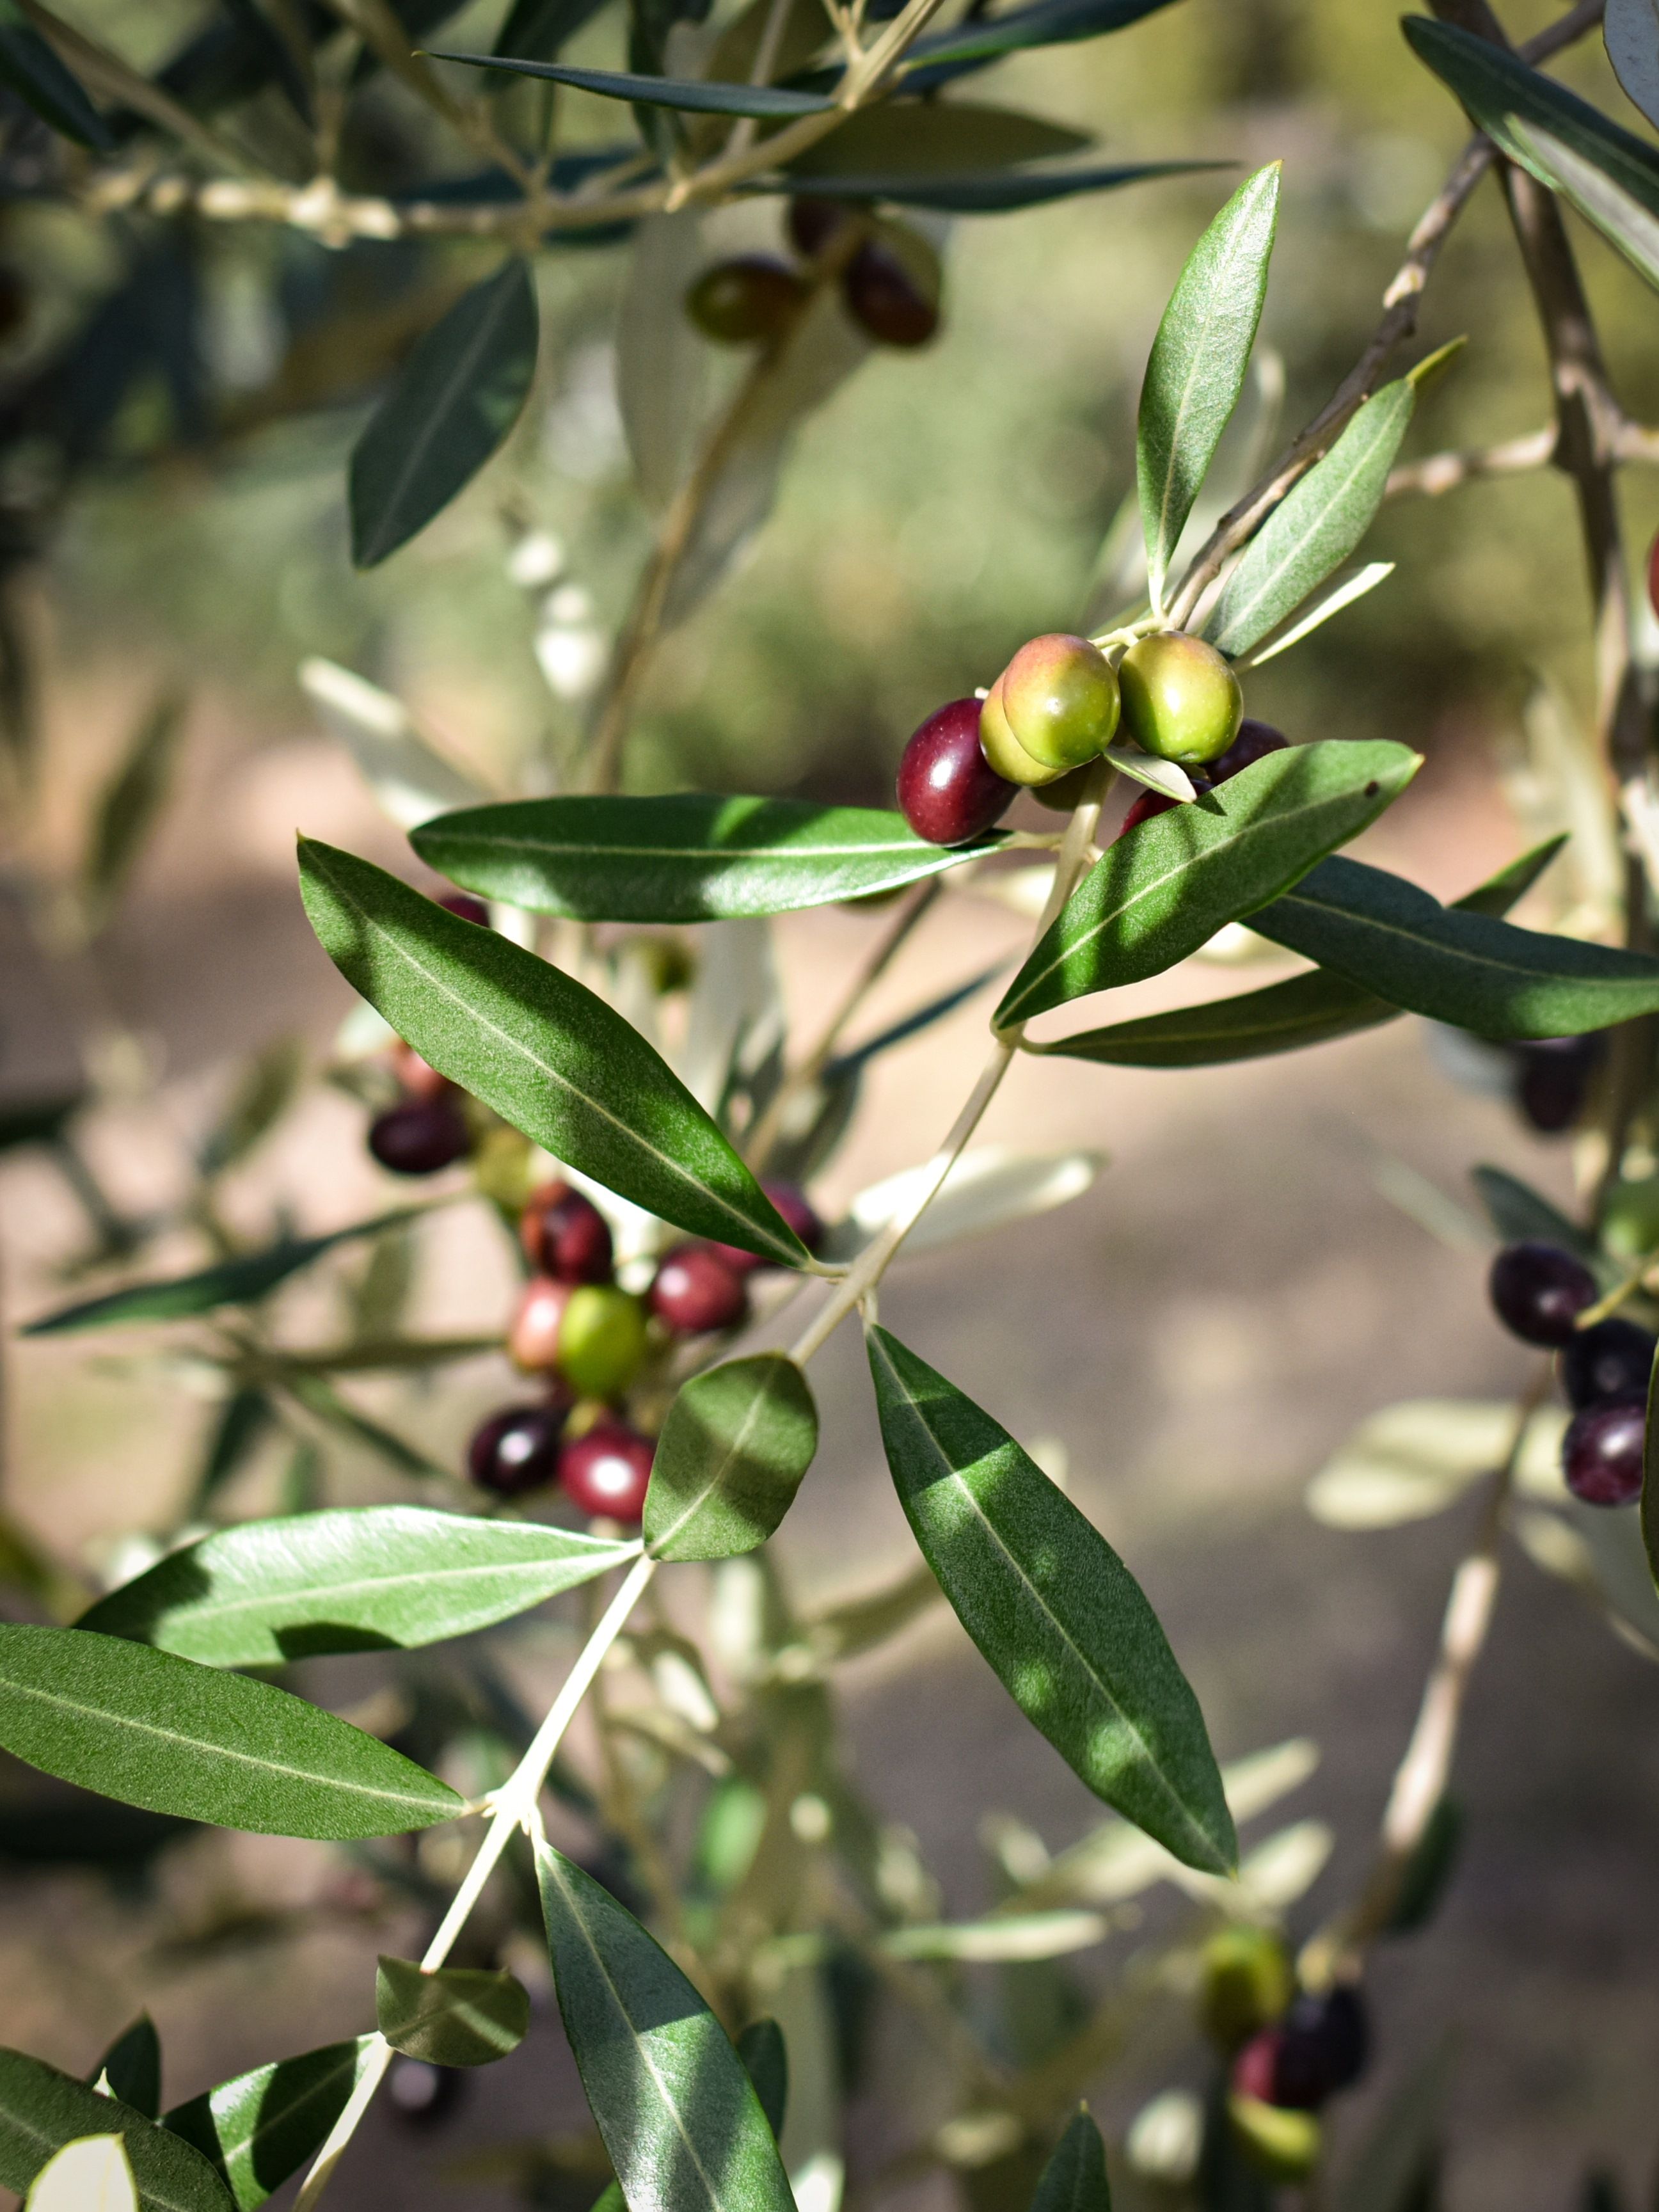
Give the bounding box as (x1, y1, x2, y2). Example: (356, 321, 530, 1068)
(1562, 1392, 1646, 1506)
(788, 196, 853, 259)
(1562, 1318, 1656, 1410)
(1488, 1240, 1597, 1346)
(844, 239, 939, 348)
(649, 1245, 749, 1335)
(686, 257, 808, 345)
(367, 1094, 470, 1175)
(520, 1180, 614, 1285)
(1232, 1987, 1369, 2111)
(439, 891, 490, 927)
(1204, 718, 1289, 784)
(896, 697, 1017, 845)
(1511, 1034, 1603, 1135)
(466, 1400, 570, 1496)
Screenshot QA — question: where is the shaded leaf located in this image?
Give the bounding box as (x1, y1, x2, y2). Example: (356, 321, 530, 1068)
(997, 741, 1418, 1026)
(90, 2020, 161, 2121)
(1251, 854, 1659, 1038)
(754, 158, 1224, 213)
(617, 212, 706, 513)
(1471, 1165, 1601, 1264)
(1205, 381, 1415, 658)
(190, 1390, 276, 1515)
(784, 100, 1088, 178)
(866, 1325, 1234, 1874)
(376, 1957, 530, 2066)
(282, 1372, 450, 1484)
(1138, 164, 1280, 607)
(197, 1040, 305, 1179)
(350, 260, 539, 568)
(1032, 2108, 1110, 2212)
(0, 1, 109, 145)
(735, 2019, 788, 2141)
(646, 1355, 819, 1562)
(22, 1206, 425, 1335)
(536, 1841, 797, 2212)
(436, 49, 831, 111)
(79, 1506, 638, 1666)
(0, 1625, 463, 1839)
(1607, 0, 1659, 132)
(300, 660, 488, 831)
(82, 694, 187, 930)
(298, 839, 807, 1264)
(902, 0, 1179, 76)
(0, 2051, 230, 2212)
(26, 2135, 136, 2212)
(164, 2041, 374, 2212)
(825, 962, 1004, 1079)
(413, 794, 997, 921)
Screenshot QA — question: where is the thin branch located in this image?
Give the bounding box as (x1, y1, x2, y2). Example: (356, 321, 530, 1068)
(1385, 424, 1556, 497)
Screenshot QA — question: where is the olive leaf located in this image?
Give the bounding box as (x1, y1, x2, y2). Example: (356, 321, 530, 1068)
(784, 101, 1088, 179)
(1031, 2108, 1110, 2212)
(0, 0, 109, 145)
(759, 160, 1225, 213)
(646, 1355, 820, 1561)
(376, 1958, 531, 2066)
(298, 839, 807, 1265)
(0, 2050, 231, 2212)
(866, 1325, 1235, 1875)
(0, 1626, 463, 1840)
(433, 51, 832, 112)
(350, 259, 539, 568)
(90, 2019, 161, 2122)
(901, 0, 1179, 80)
(411, 794, 1000, 921)
(1204, 380, 1415, 658)
(79, 1506, 639, 1666)
(735, 2019, 788, 2140)
(1138, 164, 1280, 609)
(164, 2043, 376, 2212)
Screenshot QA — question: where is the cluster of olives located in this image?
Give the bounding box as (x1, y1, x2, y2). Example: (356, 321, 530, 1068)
(1489, 1241, 1654, 1506)
(468, 1175, 823, 1524)
(895, 630, 1249, 847)
(1197, 1926, 1369, 2178)
(685, 198, 941, 352)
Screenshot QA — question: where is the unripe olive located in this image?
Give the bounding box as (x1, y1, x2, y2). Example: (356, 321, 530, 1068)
(980, 678, 1067, 788)
(1199, 1925, 1293, 2051)
(1118, 633, 1243, 766)
(558, 1284, 648, 1399)
(1601, 1171, 1659, 1262)
(998, 633, 1120, 772)
(1226, 2092, 1321, 2184)
(685, 257, 808, 346)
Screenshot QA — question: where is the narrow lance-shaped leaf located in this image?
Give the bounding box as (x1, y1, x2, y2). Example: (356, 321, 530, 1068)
(79, 1506, 639, 1666)
(901, 0, 1179, 77)
(865, 1325, 1235, 1874)
(376, 1958, 530, 2066)
(1138, 164, 1280, 608)
(0, 1, 109, 145)
(536, 1840, 798, 2212)
(350, 259, 539, 569)
(735, 2019, 788, 2141)
(413, 794, 1001, 921)
(0, 2050, 231, 2212)
(298, 839, 807, 1266)
(26, 2136, 136, 2212)
(1035, 834, 1566, 1070)
(783, 101, 1089, 177)
(0, 1625, 463, 1840)
(1251, 854, 1659, 1037)
(646, 1355, 819, 1562)
(90, 2019, 161, 2121)
(996, 740, 1419, 1027)
(164, 2041, 376, 2212)
(754, 160, 1226, 214)
(1031, 2108, 1110, 2212)
(1204, 380, 1415, 660)
(432, 49, 832, 112)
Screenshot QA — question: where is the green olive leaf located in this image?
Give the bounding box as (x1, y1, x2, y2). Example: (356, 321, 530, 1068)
(783, 100, 1088, 178)
(1203, 380, 1415, 658)
(350, 259, 539, 569)
(412, 795, 999, 921)
(0, 1, 110, 145)
(996, 740, 1418, 1027)
(734, 2019, 788, 2142)
(78, 1506, 639, 1666)
(865, 1324, 1235, 1875)
(1031, 2108, 1110, 2212)
(900, 0, 1179, 79)
(164, 2042, 375, 2212)
(26, 2135, 136, 2212)
(1138, 164, 1280, 608)
(536, 1841, 798, 2212)
(645, 1355, 820, 1561)
(754, 160, 1225, 213)
(89, 2020, 161, 2122)
(298, 839, 807, 1266)
(0, 2049, 231, 2212)
(376, 1958, 531, 2067)
(433, 50, 832, 112)
(0, 1626, 463, 1840)
(1251, 853, 1659, 1037)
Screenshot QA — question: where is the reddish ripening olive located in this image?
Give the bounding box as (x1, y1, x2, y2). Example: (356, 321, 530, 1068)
(1511, 1034, 1603, 1135)
(686, 257, 809, 346)
(1488, 1239, 1597, 1347)
(520, 1179, 614, 1285)
(509, 1276, 571, 1374)
(897, 697, 1018, 846)
(710, 1182, 824, 1275)
(368, 1094, 470, 1175)
(1563, 1392, 1647, 1506)
(1206, 718, 1289, 784)
(440, 891, 490, 926)
(844, 237, 939, 348)
(560, 1420, 655, 1522)
(1115, 784, 1178, 839)
(979, 677, 1061, 787)
(1562, 1318, 1656, 1410)
(467, 1400, 569, 1496)
(788, 196, 852, 260)
(650, 1244, 750, 1335)
(998, 633, 1120, 773)
(1232, 1989, 1369, 2111)
(1118, 633, 1243, 767)
(390, 1038, 450, 1102)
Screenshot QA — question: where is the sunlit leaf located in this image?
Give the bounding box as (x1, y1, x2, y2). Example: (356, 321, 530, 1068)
(0, 2051, 230, 2212)
(80, 1507, 638, 1666)
(26, 2135, 136, 2212)
(646, 1355, 819, 1562)
(866, 1325, 1234, 1874)
(164, 2041, 375, 2212)
(0, 1626, 463, 1839)
(376, 1957, 530, 2067)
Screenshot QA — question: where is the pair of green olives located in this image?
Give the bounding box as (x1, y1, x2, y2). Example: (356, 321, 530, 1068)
(979, 630, 1244, 785)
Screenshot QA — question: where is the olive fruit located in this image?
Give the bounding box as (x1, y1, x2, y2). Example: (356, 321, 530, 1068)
(1118, 632, 1243, 766)
(788, 196, 852, 260)
(559, 1285, 648, 1398)
(686, 257, 808, 346)
(1562, 1392, 1647, 1506)
(466, 1400, 569, 1496)
(560, 1420, 655, 1522)
(650, 1244, 750, 1335)
(520, 1179, 614, 1285)
(389, 1039, 450, 1102)
(1114, 784, 1178, 839)
(368, 1095, 470, 1175)
(1562, 1317, 1656, 1410)
(1649, 527, 1659, 623)
(1226, 2092, 1321, 2183)
(1511, 1035, 1602, 1135)
(897, 697, 1017, 846)
(979, 678, 1063, 787)
(508, 1277, 571, 1374)
(1206, 717, 1289, 784)
(387, 2056, 464, 2126)
(440, 891, 490, 926)
(997, 633, 1120, 773)
(1599, 1170, 1659, 1263)
(1488, 1240, 1597, 1346)
(1230, 1989, 1367, 2113)
(1031, 761, 1098, 813)
(844, 234, 939, 348)
(1200, 1926, 1293, 2051)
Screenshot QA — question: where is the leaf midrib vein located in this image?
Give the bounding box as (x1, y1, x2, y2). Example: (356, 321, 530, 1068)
(152, 1543, 628, 1634)
(651, 1372, 786, 1551)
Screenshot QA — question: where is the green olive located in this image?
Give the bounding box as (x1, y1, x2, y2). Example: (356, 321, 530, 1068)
(979, 678, 1065, 787)
(1601, 1172, 1659, 1262)
(1119, 632, 1243, 766)
(999, 632, 1120, 770)
(1227, 2097, 1321, 2183)
(1200, 1927, 1294, 2051)
(558, 1285, 647, 1399)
